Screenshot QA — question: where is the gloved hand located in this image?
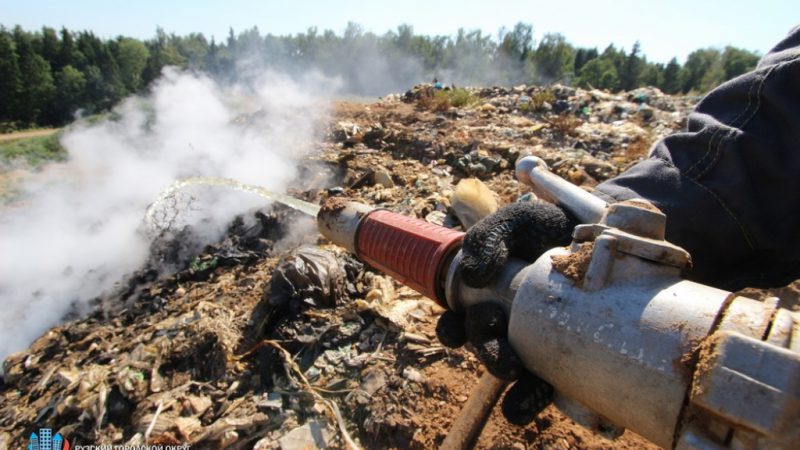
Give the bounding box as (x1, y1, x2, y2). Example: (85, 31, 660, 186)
(437, 200, 576, 424)
(459, 200, 577, 287)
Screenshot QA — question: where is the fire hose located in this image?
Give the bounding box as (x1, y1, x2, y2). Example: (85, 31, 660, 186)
(312, 156, 799, 450)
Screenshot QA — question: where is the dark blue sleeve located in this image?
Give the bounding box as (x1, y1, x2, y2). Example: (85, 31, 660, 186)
(595, 26, 800, 290)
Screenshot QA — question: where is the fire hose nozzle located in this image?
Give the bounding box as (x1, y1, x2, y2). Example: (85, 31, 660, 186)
(317, 198, 463, 305)
(313, 169, 800, 450)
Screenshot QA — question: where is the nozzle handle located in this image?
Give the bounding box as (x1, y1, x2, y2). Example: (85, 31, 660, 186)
(357, 210, 464, 305)
(516, 156, 608, 224)
(317, 199, 463, 305)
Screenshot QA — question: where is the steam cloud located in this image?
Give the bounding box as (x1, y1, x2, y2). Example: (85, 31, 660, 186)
(0, 68, 337, 363)
(223, 27, 534, 97)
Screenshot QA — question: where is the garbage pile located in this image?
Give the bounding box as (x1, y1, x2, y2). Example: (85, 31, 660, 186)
(3, 84, 798, 450)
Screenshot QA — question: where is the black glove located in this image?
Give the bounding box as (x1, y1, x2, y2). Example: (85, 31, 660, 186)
(460, 200, 577, 287)
(437, 303, 554, 425)
(436, 200, 575, 424)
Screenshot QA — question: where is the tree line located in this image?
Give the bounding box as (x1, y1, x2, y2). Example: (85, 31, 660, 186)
(0, 23, 761, 128)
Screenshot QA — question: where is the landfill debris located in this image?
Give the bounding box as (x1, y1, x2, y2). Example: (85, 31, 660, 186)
(4, 83, 799, 450)
(276, 420, 335, 450)
(269, 246, 354, 308)
(372, 167, 395, 188)
(450, 178, 499, 229)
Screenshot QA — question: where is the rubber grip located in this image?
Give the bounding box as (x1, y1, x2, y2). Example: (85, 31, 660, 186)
(356, 210, 464, 305)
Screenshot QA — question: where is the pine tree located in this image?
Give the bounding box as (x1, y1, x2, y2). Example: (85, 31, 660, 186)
(13, 26, 55, 124)
(0, 29, 22, 122)
(57, 27, 77, 70)
(40, 27, 60, 70)
(576, 57, 619, 90)
(574, 47, 598, 73)
(680, 48, 720, 93)
(114, 38, 149, 92)
(661, 58, 681, 94)
(721, 46, 759, 80)
(51, 65, 86, 122)
(532, 33, 575, 83)
(620, 41, 644, 90)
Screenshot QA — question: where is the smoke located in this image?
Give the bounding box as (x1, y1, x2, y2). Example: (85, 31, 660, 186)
(236, 47, 526, 98)
(229, 38, 427, 97)
(218, 27, 536, 98)
(0, 68, 337, 363)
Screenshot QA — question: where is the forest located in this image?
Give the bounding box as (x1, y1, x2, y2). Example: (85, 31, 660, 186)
(0, 22, 760, 128)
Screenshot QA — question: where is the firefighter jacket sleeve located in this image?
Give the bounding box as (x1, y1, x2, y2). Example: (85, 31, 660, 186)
(595, 26, 800, 290)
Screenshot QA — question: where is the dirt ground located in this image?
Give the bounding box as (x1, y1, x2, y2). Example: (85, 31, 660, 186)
(0, 128, 58, 143)
(2, 85, 796, 450)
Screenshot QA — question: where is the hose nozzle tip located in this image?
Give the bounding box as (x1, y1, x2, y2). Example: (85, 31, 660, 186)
(515, 156, 548, 185)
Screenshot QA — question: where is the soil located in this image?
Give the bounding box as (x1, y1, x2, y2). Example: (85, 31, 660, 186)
(319, 196, 353, 215)
(737, 280, 800, 311)
(0, 128, 58, 143)
(552, 242, 595, 283)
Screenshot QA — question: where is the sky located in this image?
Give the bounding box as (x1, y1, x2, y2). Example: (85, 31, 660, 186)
(0, 0, 796, 64)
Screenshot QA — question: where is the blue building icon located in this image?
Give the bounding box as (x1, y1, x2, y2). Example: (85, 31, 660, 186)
(29, 428, 64, 450)
(28, 432, 39, 450)
(40, 428, 52, 450)
(53, 433, 63, 450)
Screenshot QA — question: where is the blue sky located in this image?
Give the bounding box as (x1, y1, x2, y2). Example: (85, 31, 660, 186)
(0, 0, 796, 63)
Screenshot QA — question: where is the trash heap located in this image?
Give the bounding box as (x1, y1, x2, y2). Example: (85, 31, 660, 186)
(3, 84, 798, 450)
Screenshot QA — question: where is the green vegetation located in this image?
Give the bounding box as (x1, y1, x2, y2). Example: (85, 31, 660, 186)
(433, 87, 479, 110)
(0, 132, 65, 166)
(0, 22, 762, 129)
(190, 256, 218, 273)
(417, 87, 479, 111)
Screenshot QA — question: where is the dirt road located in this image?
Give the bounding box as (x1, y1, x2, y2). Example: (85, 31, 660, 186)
(0, 128, 59, 143)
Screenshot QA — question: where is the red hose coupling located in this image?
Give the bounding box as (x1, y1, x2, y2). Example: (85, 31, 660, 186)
(356, 210, 464, 305)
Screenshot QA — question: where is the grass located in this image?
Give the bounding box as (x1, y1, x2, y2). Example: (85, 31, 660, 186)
(0, 132, 66, 166)
(440, 88, 478, 108)
(419, 87, 479, 111)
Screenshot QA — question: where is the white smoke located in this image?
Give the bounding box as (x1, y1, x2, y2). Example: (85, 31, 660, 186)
(0, 68, 337, 363)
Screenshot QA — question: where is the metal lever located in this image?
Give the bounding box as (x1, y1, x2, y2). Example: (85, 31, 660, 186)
(515, 156, 608, 224)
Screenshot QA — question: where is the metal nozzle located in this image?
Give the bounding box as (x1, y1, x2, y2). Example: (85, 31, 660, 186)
(515, 156, 608, 224)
